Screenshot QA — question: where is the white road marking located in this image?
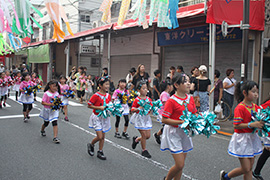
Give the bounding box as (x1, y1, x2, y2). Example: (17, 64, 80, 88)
(0, 114, 40, 119)
(8, 96, 41, 111)
(61, 120, 199, 180)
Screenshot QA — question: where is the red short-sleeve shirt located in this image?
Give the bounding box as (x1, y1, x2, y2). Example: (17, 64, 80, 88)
(88, 92, 111, 115)
(260, 100, 270, 109)
(233, 102, 260, 133)
(131, 96, 153, 114)
(162, 94, 197, 127)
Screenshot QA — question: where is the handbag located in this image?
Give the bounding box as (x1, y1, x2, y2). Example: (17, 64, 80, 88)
(194, 79, 200, 107)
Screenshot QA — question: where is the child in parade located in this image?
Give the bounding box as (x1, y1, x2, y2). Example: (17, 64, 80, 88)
(13, 72, 21, 101)
(18, 72, 35, 122)
(252, 99, 270, 180)
(130, 81, 153, 158)
(87, 76, 111, 160)
(77, 71, 86, 104)
(31, 72, 42, 101)
(112, 79, 130, 139)
(153, 80, 173, 145)
(160, 74, 197, 180)
(220, 81, 264, 180)
(39, 80, 61, 144)
(85, 74, 94, 102)
(0, 72, 8, 108)
(59, 75, 70, 121)
(5, 70, 13, 97)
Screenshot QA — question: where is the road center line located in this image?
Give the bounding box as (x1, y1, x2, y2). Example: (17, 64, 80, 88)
(61, 120, 199, 180)
(0, 114, 40, 119)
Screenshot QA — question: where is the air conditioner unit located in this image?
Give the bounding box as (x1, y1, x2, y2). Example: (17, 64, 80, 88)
(80, 45, 96, 54)
(92, 20, 102, 28)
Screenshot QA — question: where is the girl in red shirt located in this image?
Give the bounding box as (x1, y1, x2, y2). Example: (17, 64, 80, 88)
(87, 77, 111, 160)
(161, 74, 197, 180)
(252, 100, 270, 180)
(220, 81, 264, 180)
(130, 81, 153, 158)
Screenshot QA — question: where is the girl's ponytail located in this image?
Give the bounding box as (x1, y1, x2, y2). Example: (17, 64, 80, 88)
(234, 81, 259, 103)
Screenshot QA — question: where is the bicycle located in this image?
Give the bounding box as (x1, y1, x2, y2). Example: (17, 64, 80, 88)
(214, 100, 232, 122)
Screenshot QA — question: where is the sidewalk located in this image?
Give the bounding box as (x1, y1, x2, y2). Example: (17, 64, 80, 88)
(216, 120, 234, 136)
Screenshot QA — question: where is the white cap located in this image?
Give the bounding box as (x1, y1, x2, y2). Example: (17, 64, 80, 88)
(199, 65, 207, 72)
(0, 64, 3, 66)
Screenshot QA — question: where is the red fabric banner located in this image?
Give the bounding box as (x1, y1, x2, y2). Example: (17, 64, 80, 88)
(206, 0, 265, 31)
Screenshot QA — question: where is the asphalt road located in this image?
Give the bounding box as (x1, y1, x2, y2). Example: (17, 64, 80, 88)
(0, 92, 269, 180)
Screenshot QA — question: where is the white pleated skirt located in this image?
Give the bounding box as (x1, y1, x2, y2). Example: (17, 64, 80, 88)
(261, 136, 270, 147)
(18, 93, 34, 104)
(160, 125, 193, 154)
(228, 133, 263, 158)
(39, 107, 59, 122)
(130, 113, 152, 130)
(13, 84, 20, 92)
(60, 95, 69, 106)
(122, 104, 130, 115)
(1, 86, 8, 96)
(88, 113, 111, 133)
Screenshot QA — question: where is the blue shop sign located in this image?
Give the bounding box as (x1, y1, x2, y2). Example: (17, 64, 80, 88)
(157, 25, 242, 46)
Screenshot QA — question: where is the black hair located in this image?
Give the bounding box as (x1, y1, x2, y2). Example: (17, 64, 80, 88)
(129, 67, 136, 73)
(81, 71, 86, 75)
(234, 81, 259, 103)
(44, 79, 61, 93)
(169, 66, 176, 70)
(16, 71, 21, 76)
(21, 72, 30, 81)
(190, 66, 198, 74)
(177, 66, 184, 72)
(160, 80, 171, 92)
(103, 67, 108, 71)
(172, 73, 189, 91)
(59, 75, 67, 82)
(136, 81, 147, 90)
(0, 72, 5, 77)
(226, 69, 234, 76)
(154, 69, 161, 76)
(79, 66, 84, 71)
(118, 79, 126, 84)
(215, 70, 221, 78)
(97, 76, 110, 87)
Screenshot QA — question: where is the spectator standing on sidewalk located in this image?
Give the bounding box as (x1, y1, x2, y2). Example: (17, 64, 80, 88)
(223, 69, 236, 120)
(190, 66, 199, 95)
(126, 67, 136, 89)
(209, 70, 223, 107)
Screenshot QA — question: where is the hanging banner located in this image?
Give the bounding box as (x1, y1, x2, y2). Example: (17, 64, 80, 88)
(28, 44, 50, 63)
(206, 0, 265, 31)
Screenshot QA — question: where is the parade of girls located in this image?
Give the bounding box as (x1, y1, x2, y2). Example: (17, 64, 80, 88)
(1, 63, 270, 180)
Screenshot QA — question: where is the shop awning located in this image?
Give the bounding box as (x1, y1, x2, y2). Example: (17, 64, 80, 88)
(113, 3, 205, 30)
(28, 44, 50, 63)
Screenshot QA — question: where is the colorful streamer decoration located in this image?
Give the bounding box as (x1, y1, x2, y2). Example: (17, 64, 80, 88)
(131, 0, 149, 29)
(63, 89, 76, 99)
(99, 0, 113, 24)
(138, 98, 152, 116)
(8, 33, 22, 51)
(0, 33, 14, 55)
(12, 0, 44, 38)
(117, 0, 132, 26)
(50, 96, 63, 111)
(45, 0, 74, 43)
(152, 99, 163, 116)
(33, 84, 42, 93)
(251, 108, 270, 138)
(168, 0, 180, 29)
(0, 79, 8, 87)
(107, 100, 124, 117)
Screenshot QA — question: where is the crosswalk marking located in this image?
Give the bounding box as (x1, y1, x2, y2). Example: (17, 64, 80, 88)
(8, 95, 84, 107)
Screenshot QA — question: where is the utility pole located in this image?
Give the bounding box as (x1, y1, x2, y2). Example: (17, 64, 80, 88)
(241, 0, 250, 81)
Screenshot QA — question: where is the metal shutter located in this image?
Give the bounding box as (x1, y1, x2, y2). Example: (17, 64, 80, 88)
(79, 55, 100, 76)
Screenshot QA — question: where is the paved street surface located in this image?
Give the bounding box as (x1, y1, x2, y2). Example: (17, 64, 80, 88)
(1, 92, 269, 180)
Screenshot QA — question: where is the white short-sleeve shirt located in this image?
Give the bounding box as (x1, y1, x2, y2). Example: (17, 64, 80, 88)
(223, 77, 236, 95)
